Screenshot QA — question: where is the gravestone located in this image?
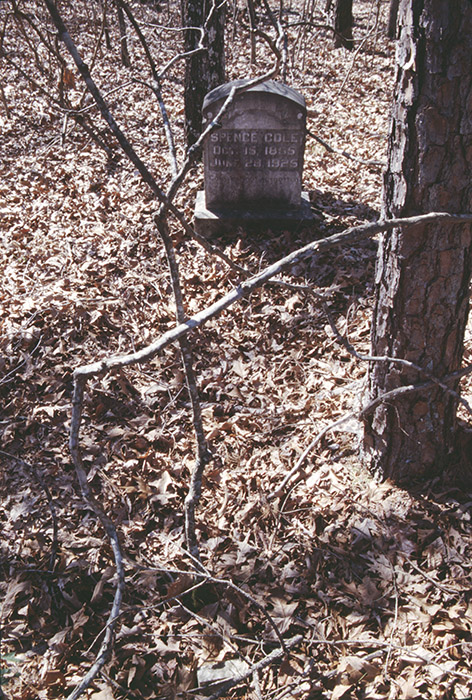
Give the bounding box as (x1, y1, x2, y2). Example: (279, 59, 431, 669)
(194, 79, 314, 235)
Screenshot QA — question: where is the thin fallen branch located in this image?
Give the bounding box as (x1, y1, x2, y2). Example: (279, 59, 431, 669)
(303, 637, 472, 684)
(383, 563, 399, 676)
(252, 669, 263, 700)
(99, 568, 287, 661)
(153, 43, 283, 558)
(307, 128, 386, 167)
(268, 660, 317, 700)
(268, 362, 472, 500)
(0, 335, 42, 386)
(396, 551, 459, 596)
(61, 81, 135, 116)
(126, 553, 289, 653)
(176, 600, 252, 665)
(205, 634, 304, 700)
(157, 26, 206, 80)
(185, 548, 289, 651)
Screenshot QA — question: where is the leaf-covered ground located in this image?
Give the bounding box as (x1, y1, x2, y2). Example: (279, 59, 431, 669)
(1, 2, 472, 699)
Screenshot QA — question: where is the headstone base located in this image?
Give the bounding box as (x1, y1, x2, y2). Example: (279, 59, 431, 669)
(194, 191, 315, 237)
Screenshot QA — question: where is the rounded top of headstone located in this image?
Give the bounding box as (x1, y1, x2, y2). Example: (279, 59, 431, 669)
(202, 79, 306, 113)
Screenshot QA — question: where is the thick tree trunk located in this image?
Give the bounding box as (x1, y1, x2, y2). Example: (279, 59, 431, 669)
(331, 0, 353, 50)
(181, 0, 225, 148)
(363, 0, 472, 482)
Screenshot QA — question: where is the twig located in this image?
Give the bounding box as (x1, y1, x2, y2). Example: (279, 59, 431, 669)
(267, 362, 472, 500)
(266, 660, 316, 700)
(43, 0, 168, 203)
(322, 300, 472, 416)
(304, 637, 472, 683)
(114, 0, 179, 175)
(307, 128, 386, 167)
(383, 562, 399, 676)
(396, 551, 459, 596)
(126, 552, 289, 653)
(181, 547, 288, 651)
(0, 335, 42, 386)
(98, 557, 288, 661)
(95, 3, 208, 541)
(157, 27, 205, 80)
(252, 669, 263, 700)
(61, 81, 135, 115)
(205, 634, 303, 700)
(336, 24, 383, 97)
(431, 641, 472, 664)
(176, 600, 252, 665)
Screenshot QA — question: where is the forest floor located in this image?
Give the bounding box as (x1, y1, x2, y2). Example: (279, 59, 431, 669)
(1, 1, 472, 699)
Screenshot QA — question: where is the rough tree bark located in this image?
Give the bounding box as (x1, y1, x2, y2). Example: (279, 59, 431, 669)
(181, 0, 225, 147)
(363, 1, 472, 481)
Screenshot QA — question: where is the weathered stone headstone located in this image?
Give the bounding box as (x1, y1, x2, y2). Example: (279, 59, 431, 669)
(194, 79, 314, 235)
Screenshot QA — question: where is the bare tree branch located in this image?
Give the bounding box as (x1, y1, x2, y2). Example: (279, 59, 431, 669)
(39, 6, 287, 691)
(155, 216, 211, 561)
(71, 213, 472, 383)
(42, 0, 260, 275)
(114, 0, 179, 174)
